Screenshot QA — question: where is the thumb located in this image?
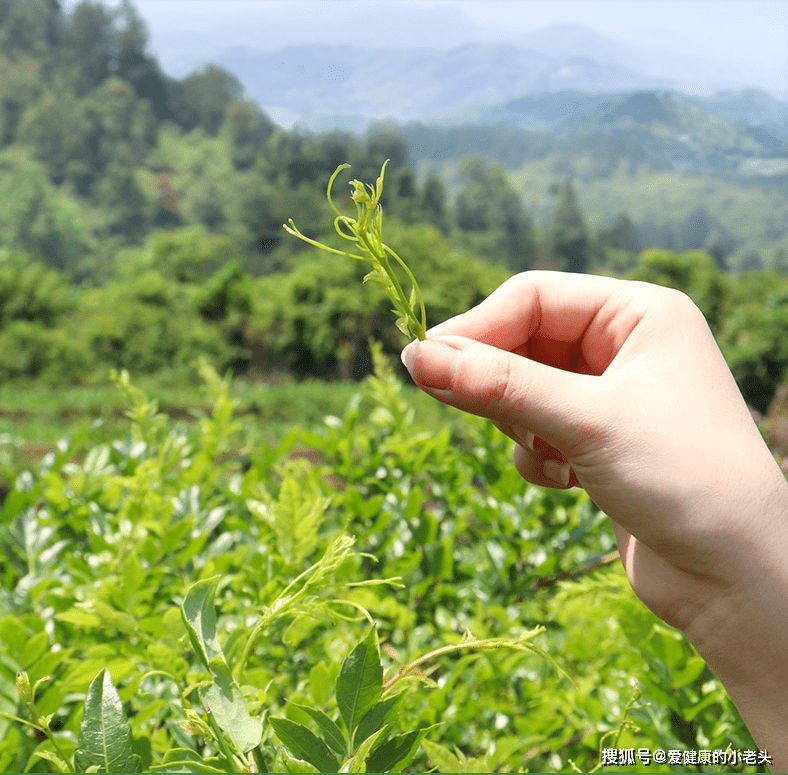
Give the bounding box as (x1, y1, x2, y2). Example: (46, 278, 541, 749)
(402, 335, 597, 452)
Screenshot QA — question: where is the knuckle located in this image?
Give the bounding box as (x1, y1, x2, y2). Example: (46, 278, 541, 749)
(488, 357, 512, 404)
(485, 355, 524, 411)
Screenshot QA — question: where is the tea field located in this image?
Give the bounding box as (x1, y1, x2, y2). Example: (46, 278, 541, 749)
(0, 352, 765, 772)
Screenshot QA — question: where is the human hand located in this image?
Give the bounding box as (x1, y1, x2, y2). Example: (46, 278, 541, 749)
(402, 271, 788, 765)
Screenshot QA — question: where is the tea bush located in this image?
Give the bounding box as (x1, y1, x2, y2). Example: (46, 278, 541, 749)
(0, 349, 761, 772)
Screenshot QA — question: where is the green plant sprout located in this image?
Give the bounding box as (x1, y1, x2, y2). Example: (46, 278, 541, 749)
(284, 160, 427, 340)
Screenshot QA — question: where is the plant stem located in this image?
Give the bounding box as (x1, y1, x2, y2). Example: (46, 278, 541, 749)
(382, 630, 545, 694)
(283, 161, 427, 340)
(204, 705, 246, 770)
(234, 551, 332, 683)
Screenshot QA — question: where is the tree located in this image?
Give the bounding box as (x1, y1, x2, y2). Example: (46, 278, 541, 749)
(600, 212, 637, 253)
(193, 260, 254, 373)
(88, 76, 157, 165)
(94, 157, 150, 242)
(418, 172, 450, 234)
(455, 157, 537, 271)
(679, 205, 716, 252)
(626, 248, 730, 333)
(383, 166, 419, 224)
(0, 248, 72, 327)
(191, 180, 227, 232)
(224, 100, 275, 171)
(718, 275, 788, 413)
(170, 63, 244, 135)
(121, 226, 235, 284)
(0, 0, 60, 57)
(152, 171, 182, 229)
(60, 0, 114, 94)
(0, 155, 92, 272)
(318, 130, 356, 174)
(111, 0, 170, 120)
(548, 179, 590, 273)
(365, 124, 409, 170)
(78, 271, 222, 375)
(17, 91, 92, 187)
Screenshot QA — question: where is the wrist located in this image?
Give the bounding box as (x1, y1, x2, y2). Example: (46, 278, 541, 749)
(679, 478, 788, 768)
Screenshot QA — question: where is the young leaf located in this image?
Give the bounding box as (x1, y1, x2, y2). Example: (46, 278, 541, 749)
(286, 701, 347, 755)
(284, 161, 427, 340)
(268, 463, 329, 563)
(29, 751, 73, 773)
(365, 728, 426, 773)
(74, 668, 141, 773)
(335, 627, 383, 743)
(269, 717, 340, 773)
(200, 657, 263, 753)
(181, 576, 224, 670)
(342, 726, 388, 774)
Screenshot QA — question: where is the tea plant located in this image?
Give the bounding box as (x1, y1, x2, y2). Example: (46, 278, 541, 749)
(284, 161, 427, 341)
(0, 358, 559, 773)
(0, 349, 763, 772)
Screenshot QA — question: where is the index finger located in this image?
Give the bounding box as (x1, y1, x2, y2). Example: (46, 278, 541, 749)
(426, 270, 653, 376)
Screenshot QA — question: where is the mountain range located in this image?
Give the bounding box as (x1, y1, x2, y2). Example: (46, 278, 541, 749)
(396, 89, 787, 181)
(467, 88, 788, 140)
(207, 21, 786, 132)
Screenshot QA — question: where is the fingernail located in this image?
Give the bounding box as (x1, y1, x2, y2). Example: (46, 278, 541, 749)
(543, 459, 571, 487)
(524, 431, 535, 451)
(401, 339, 459, 391)
(401, 341, 417, 371)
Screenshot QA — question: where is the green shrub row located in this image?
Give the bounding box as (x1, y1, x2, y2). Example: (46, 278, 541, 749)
(0, 350, 759, 772)
(4, 230, 788, 415)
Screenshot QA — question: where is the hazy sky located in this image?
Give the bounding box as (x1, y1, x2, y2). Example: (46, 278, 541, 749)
(64, 0, 788, 96)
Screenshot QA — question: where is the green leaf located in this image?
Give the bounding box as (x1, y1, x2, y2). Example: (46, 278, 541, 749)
(362, 268, 383, 285)
(355, 695, 401, 748)
(150, 748, 230, 773)
(30, 750, 72, 772)
(270, 466, 329, 563)
(252, 744, 274, 773)
(181, 576, 223, 669)
(336, 628, 383, 741)
(74, 668, 141, 773)
(287, 701, 347, 755)
(420, 739, 465, 773)
(149, 763, 227, 773)
(200, 657, 262, 753)
(343, 726, 388, 773)
(162, 748, 213, 765)
(671, 654, 706, 687)
(269, 717, 340, 773)
(278, 749, 320, 773)
(365, 728, 425, 773)
(55, 608, 103, 628)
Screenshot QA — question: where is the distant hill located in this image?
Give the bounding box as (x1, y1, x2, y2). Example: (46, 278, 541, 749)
(671, 89, 788, 140)
(552, 91, 786, 173)
(213, 19, 787, 132)
(443, 87, 788, 142)
(399, 90, 787, 178)
(388, 86, 787, 273)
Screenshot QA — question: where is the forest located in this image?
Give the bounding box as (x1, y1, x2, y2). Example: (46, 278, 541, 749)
(0, 0, 786, 772)
(0, 0, 786, 411)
